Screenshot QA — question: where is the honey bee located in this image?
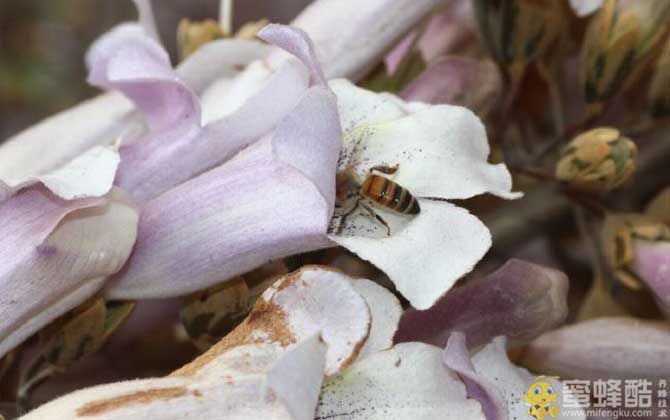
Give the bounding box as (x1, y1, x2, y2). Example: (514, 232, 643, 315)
(336, 165, 420, 235)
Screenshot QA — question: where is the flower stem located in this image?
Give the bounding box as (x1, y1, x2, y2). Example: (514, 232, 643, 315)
(220, 0, 234, 36)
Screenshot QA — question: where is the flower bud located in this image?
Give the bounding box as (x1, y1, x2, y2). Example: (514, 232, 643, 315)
(177, 18, 226, 61)
(581, 0, 670, 117)
(473, 0, 564, 81)
(649, 37, 670, 117)
(555, 127, 636, 191)
(603, 213, 670, 290)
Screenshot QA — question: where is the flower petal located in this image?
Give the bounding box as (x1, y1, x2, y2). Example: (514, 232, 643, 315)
(520, 317, 670, 381)
(395, 259, 569, 348)
(1, 146, 120, 204)
(0, 187, 139, 359)
(131, 0, 160, 42)
(105, 138, 331, 299)
(259, 24, 327, 87)
(0, 33, 260, 186)
(106, 86, 340, 299)
(330, 200, 491, 310)
(443, 332, 506, 420)
(287, 0, 444, 80)
(173, 266, 370, 377)
(350, 278, 402, 359)
(331, 79, 519, 200)
(86, 23, 198, 133)
(177, 38, 271, 96)
(265, 335, 327, 420)
(20, 341, 325, 420)
(401, 57, 502, 116)
(0, 93, 133, 187)
(316, 342, 486, 420)
(200, 57, 308, 124)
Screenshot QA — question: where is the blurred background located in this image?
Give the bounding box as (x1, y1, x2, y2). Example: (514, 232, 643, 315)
(0, 0, 312, 141)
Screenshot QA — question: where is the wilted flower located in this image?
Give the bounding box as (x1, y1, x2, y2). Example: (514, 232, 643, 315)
(18, 267, 373, 419)
(580, 0, 670, 117)
(555, 127, 636, 191)
(395, 259, 569, 349)
(473, 0, 564, 81)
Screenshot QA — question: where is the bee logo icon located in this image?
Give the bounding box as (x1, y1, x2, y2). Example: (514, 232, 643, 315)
(521, 375, 561, 420)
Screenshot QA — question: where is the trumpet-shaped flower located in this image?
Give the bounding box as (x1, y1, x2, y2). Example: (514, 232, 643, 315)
(88, 21, 519, 310)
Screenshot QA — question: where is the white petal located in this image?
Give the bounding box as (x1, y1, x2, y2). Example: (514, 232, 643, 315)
(331, 200, 491, 310)
(0, 188, 139, 359)
(331, 79, 520, 200)
(262, 267, 370, 375)
(266, 335, 327, 420)
(0, 93, 133, 186)
(316, 342, 486, 419)
(350, 279, 402, 359)
(569, 0, 605, 16)
(177, 39, 271, 96)
(1, 146, 120, 202)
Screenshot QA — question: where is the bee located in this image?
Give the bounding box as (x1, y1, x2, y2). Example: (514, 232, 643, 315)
(336, 165, 420, 235)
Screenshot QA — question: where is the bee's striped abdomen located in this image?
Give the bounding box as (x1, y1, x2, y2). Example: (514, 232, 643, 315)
(360, 174, 420, 215)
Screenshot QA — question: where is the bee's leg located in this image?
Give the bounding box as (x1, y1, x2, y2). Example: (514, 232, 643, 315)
(336, 199, 361, 234)
(369, 164, 399, 175)
(361, 202, 392, 236)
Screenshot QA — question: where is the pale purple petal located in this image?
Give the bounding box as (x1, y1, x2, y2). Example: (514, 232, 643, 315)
(401, 57, 502, 115)
(632, 239, 670, 315)
(99, 23, 332, 203)
(106, 86, 340, 298)
(86, 23, 198, 132)
(417, 2, 479, 61)
(131, 0, 160, 42)
(384, 31, 418, 75)
(286, 0, 444, 81)
(395, 259, 569, 347)
(258, 24, 327, 87)
(521, 317, 670, 381)
(443, 332, 506, 420)
(0, 188, 139, 359)
(106, 140, 331, 299)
